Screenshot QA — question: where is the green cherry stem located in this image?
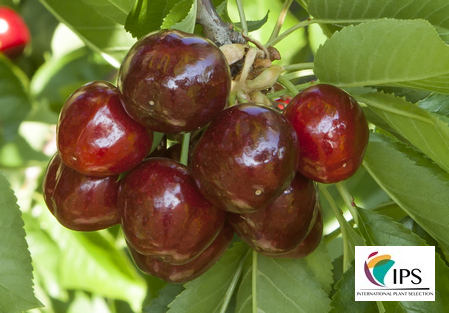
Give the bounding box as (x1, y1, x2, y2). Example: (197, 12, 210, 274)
(323, 218, 355, 245)
(282, 62, 314, 72)
(319, 184, 365, 272)
(335, 181, 360, 226)
(267, 81, 317, 100)
(235, 0, 248, 36)
(252, 250, 258, 313)
(265, 18, 369, 47)
(267, 0, 294, 45)
(218, 249, 251, 313)
(277, 75, 300, 97)
(180, 132, 191, 166)
(265, 18, 315, 47)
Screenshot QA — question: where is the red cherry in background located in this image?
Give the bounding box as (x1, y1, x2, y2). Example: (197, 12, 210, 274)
(227, 173, 316, 256)
(118, 157, 226, 265)
(128, 222, 234, 284)
(0, 6, 30, 58)
(43, 154, 120, 231)
(57, 81, 153, 177)
(118, 29, 231, 134)
(191, 103, 299, 214)
(283, 84, 369, 183)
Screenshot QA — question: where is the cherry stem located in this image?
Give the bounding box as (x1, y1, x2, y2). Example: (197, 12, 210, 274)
(323, 219, 355, 245)
(252, 250, 258, 313)
(282, 62, 314, 72)
(196, 0, 246, 45)
(265, 18, 315, 47)
(267, 80, 317, 100)
(267, 0, 294, 45)
(319, 184, 364, 272)
(235, 0, 248, 36)
(180, 132, 191, 166)
(218, 248, 251, 313)
(266, 18, 370, 47)
(276, 75, 299, 97)
(335, 181, 360, 226)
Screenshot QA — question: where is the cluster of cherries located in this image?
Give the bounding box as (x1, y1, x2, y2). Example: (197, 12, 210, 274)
(43, 29, 369, 284)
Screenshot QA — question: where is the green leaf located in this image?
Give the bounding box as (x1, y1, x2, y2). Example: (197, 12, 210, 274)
(212, 0, 227, 15)
(80, 0, 135, 24)
(235, 253, 332, 313)
(31, 47, 115, 115)
(40, 0, 136, 66)
(0, 56, 32, 143)
(303, 242, 334, 294)
(162, 0, 196, 34)
(356, 207, 449, 312)
(0, 174, 43, 312)
(330, 255, 343, 297)
(314, 19, 449, 94)
(363, 132, 449, 251)
(125, 0, 193, 38)
(308, 0, 449, 31)
(330, 264, 378, 313)
(167, 242, 249, 313)
(372, 202, 407, 222)
(234, 10, 269, 32)
(357, 91, 449, 173)
(419, 93, 449, 117)
(143, 284, 184, 313)
(22, 211, 67, 301)
(36, 202, 146, 310)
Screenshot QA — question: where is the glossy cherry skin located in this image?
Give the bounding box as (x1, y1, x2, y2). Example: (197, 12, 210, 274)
(0, 7, 30, 58)
(272, 199, 323, 259)
(192, 103, 299, 214)
(57, 81, 153, 177)
(128, 222, 233, 284)
(283, 84, 369, 183)
(118, 29, 231, 134)
(227, 173, 316, 256)
(43, 154, 120, 231)
(118, 157, 226, 265)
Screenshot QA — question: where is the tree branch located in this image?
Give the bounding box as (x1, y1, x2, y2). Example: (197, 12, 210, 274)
(196, 0, 246, 46)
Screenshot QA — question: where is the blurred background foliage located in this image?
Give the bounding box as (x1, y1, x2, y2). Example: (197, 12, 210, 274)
(0, 0, 394, 312)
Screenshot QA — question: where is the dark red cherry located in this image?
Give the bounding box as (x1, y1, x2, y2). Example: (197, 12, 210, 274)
(57, 81, 153, 177)
(0, 6, 30, 58)
(118, 29, 231, 134)
(283, 84, 369, 183)
(128, 222, 234, 284)
(43, 154, 120, 231)
(191, 103, 299, 214)
(227, 173, 316, 256)
(272, 200, 323, 259)
(118, 157, 226, 265)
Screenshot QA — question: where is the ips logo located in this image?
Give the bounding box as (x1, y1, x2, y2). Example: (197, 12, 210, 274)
(364, 252, 395, 287)
(355, 246, 435, 301)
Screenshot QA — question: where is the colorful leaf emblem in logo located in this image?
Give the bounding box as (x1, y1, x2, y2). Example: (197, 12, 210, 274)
(364, 252, 395, 286)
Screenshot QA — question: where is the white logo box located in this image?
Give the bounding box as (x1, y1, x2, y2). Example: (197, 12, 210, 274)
(355, 246, 435, 301)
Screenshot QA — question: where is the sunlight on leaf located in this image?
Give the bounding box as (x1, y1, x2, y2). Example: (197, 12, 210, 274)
(315, 19, 449, 94)
(40, 0, 136, 66)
